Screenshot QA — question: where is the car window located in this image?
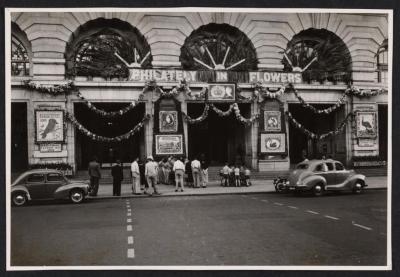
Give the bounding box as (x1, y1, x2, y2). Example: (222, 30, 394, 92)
(47, 173, 64, 182)
(326, 163, 334, 171)
(296, 164, 309, 170)
(335, 162, 344, 171)
(314, 164, 326, 172)
(26, 174, 45, 183)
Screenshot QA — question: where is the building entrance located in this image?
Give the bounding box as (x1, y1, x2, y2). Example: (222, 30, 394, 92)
(378, 104, 388, 161)
(11, 102, 28, 171)
(74, 102, 145, 169)
(188, 103, 250, 165)
(288, 103, 346, 164)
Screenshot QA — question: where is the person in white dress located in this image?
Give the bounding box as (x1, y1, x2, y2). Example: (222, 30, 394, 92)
(131, 157, 141, 194)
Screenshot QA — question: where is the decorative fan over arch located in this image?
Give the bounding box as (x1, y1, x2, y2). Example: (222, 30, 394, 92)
(180, 23, 258, 71)
(66, 18, 152, 79)
(282, 28, 352, 83)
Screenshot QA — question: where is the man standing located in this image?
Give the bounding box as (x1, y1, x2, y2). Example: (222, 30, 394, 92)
(145, 156, 160, 196)
(173, 157, 185, 192)
(131, 157, 141, 194)
(88, 156, 101, 196)
(111, 160, 123, 196)
(200, 157, 209, 188)
(191, 156, 201, 188)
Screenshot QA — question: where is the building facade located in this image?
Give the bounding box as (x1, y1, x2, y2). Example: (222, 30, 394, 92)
(10, 11, 389, 174)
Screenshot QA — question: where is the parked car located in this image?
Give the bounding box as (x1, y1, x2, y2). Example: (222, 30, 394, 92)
(11, 169, 90, 206)
(285, 159, 367, 196)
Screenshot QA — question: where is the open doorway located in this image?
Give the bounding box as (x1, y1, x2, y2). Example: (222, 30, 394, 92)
(11, 102, 28, 171)
(378, 104, 388, 161)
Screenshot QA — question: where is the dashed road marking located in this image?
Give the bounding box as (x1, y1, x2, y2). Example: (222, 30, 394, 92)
(127, 225, 133, 231)
(274, 202, 283, 206)
(261, 199, 269, 203)
(288, 206, 298, 209)
(128, 236, 134, 245)
(127, 208, 131, 212)
(353, 223, 372, 231)
(251, 197, 258, 200)
(127, 218, 132, 223)
(380, 232, 387, 236)
(127, 213, 131, 217)
(324, 215, 339, 220)
(306, 210, 319, 215)
(127, 248, 135, 258)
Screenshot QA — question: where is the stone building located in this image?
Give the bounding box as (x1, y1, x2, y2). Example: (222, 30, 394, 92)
(9, 11, 389, 175)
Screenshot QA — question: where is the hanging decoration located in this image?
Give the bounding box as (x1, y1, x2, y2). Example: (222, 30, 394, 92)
(187, 86, 208, 100)
(66, 112, 150, 142)
(182, 104, 210, 124)
(285, 111, 354, 140)
(252, 82, 286, 100)
(233, 103, 260, 125)
(23, 80, 75, 96)
(210, 103, 235, 117)
(346, 86, 387, 97)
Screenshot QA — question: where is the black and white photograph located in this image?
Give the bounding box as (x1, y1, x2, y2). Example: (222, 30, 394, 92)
(5, 7, 392, 271)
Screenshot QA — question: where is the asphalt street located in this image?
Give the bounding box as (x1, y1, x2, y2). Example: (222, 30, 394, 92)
(11, 190, 387, 266)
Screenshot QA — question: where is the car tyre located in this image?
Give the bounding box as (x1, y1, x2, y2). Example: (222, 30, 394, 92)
(70, 189, 85, 204)
(275, 183, 287, 193)
(312, 184, 324, 197)
(12, 192, 27, 206)
(352, 181, 363, 194)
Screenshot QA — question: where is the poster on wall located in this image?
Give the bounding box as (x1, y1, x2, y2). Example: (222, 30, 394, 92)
(264, 111, 281, 131)
(159, 111, 178, 132)
(155, 134, 183, 155)
(208, 84, 235, 101)
(260, 133, 286, 154)
(356, 111, 377, 138)
(39, 143, 62, 153)
(35, 110, 64, 143)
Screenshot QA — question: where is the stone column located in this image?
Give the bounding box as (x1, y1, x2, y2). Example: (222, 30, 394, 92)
(144, 94, 154, 158)
(251, 100, 259, 169)
(181, 99, 188, 157)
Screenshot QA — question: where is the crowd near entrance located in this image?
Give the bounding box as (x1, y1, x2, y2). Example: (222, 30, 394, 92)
(74, 102, 145, 169)
(187, 103, 250, 165)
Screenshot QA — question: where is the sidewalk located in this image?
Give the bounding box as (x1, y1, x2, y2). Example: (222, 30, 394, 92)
(88, 176, 388, 199)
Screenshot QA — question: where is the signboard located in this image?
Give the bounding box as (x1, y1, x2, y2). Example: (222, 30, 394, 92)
(208, 84, 235, 101)
(358, 139, 376, 147)
(264, 111, 281, 132)
(35, 110, 64, 143)
(128, 69, 302, 84)
(260, 133, 286, 154)
(159, 111, 178, 132)
(356, 111, 377, 138)
(39, 143, 62, 153)
(155, 134, 183, 155)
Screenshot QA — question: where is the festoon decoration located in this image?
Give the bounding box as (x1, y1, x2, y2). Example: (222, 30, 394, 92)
(23, 80, 75, 96)
(346, 86, 387, 97)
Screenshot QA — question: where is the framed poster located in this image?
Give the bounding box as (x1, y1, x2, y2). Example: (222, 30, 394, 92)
(264, 111, 281, 131)
(155, 134, 183, 155)
(208, 83, 235, 101)
(356, 111, 377, 138)
(159, 111, 178, 132)
(35, 110, 65, 143)
(260, 133, 286, 154)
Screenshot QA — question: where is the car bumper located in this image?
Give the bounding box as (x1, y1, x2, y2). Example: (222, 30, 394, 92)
(286, 185, 309, 192)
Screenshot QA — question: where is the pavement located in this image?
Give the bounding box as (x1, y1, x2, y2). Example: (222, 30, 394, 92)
(87, 176, 388, 199)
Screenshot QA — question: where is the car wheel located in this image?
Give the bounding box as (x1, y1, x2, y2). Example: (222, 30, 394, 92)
(352, 182, 363, 194)
(275, 183, 286, 193)
(12, 192, 27, 206)
(70, 189, 84, 204)
(312, 184, 324, 197)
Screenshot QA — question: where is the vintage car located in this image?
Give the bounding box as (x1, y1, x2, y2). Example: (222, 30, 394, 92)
(11, 169, 90, 206)
(285, 159, 367, 196)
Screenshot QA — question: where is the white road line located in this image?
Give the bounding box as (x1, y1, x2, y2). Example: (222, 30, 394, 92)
(353, 223, 372, 231)
(127, 225, 133, 231)
(324, 215, 339, 220)
(251, 197, 258, 200)
(127, 248, 135, 258)
(128, 236, 134, 245)
(306, 210, 319, 215)
(127, 209, 131, 212)
(380, 232, 387, 236)
(261, 199, 269, 203)
(127, 218, 132, 223)
(274, 202, 283, 206)
(127, 213, 131, 217)
(288, 206, 298, 209)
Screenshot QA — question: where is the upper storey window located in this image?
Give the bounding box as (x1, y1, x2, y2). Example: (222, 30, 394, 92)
(11, 35, 30, 76)
(377, 39, 388, 83)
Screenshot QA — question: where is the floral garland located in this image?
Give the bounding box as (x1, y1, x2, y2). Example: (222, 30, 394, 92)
(23, 80, 75, 96)
(232, 103, 260, 125)
(187, 87, 207, 100)
(346, 86, 387, 97)
(66, 112, 150, 142)
(285, 111, 354, 140)
(252, 82, 286, 100)
(210, 103, 235, 116)
(182, 104, 210, 124)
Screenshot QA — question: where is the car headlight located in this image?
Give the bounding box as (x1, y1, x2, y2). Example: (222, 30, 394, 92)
(296, 180, 302, 186)
(285, 181, 290, 185)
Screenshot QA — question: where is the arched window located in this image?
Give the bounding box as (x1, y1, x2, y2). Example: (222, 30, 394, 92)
(282, 28, 352, 84)
(11, 35, 30, 76)
(377, 39, 388, 83)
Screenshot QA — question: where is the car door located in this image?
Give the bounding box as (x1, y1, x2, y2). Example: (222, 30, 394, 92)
(314, 162, 335, 186)
(334, 162, 350, 185)
(46, 173, 66, 197)
(25, 173, 47, 199)
(324, 162, 336, 187)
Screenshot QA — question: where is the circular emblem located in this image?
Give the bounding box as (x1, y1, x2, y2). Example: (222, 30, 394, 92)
(265, 138, 281, 150)
(210, 86, 225, 98)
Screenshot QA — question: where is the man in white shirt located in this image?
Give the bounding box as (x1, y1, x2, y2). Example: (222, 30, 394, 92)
(191, 157, 201, 188)
(131, 157, 141, 194)
(173, 157, 185, 192)
(145, 156, 159, 196)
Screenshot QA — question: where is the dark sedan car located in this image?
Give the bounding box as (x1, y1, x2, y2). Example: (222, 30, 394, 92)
(285, 159, 367, 196)
(11, 169, 89, 206)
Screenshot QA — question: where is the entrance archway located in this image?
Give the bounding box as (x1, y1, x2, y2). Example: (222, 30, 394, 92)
(11, 102, 28, 171)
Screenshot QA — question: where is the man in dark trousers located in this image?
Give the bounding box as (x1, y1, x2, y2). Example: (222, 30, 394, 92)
(111, 159, 124, 196)
(88, 156, 101, 196)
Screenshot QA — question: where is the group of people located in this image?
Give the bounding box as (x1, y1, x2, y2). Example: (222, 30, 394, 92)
(220, 163, 251, 187)
(87, 155, 210, 197)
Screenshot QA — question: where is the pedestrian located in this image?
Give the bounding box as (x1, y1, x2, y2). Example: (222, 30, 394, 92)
(222, 163, 230, 187)
(131, 157, 141, 194)
(168, 156, 175, 185)
(191, 156, 201, 188)
(158, 158, 165, 184)
(200, 157, 209, 188)
(185, 157, 193, 187)
(229, 165, 235, 187)
(88, 156, 101, 196)
(145, 156, 160, 196)
(234, 165, 240, 187)
(139, 159, 148, 191)
(244, 166, 251, 186)
(173, 157, 185, 192)
(111, 159, 123, 196)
